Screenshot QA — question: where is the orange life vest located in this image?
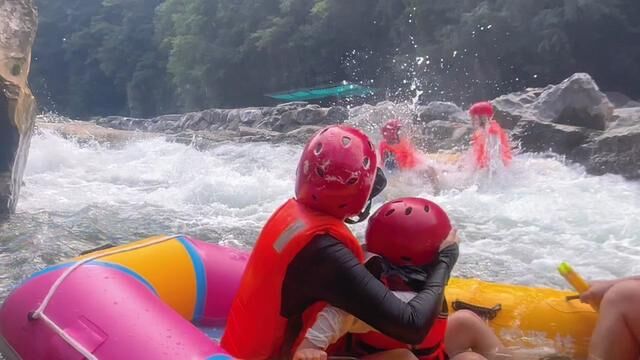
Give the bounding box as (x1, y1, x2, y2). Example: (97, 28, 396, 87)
(353, 301, 448, 360)
(221, 198, 365, 360)
(471, 120, 513, 169)
(379, 138, 422, 170)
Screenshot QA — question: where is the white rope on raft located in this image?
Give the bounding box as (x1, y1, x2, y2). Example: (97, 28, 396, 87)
(29, 234, 183, 360)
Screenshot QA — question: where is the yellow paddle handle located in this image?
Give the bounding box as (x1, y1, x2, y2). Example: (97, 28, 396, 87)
(558, 262, 590, 294)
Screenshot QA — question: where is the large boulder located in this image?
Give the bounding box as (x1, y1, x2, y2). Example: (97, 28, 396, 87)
(0, 0, 37, 215)
(533, 73, 614, 130)
(492, 73, 614, 131)
(512, 119, 593, 155)
(571, 125, 640, 179)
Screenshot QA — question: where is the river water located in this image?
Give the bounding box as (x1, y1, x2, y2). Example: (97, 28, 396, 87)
(1, 127, 639, 300)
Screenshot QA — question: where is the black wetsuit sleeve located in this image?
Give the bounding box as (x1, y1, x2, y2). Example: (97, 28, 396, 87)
(282, 235, 459, 345)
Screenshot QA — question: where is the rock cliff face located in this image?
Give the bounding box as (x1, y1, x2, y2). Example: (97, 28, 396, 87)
(88, 72, 640, 180)
(0, 0, 37, 215)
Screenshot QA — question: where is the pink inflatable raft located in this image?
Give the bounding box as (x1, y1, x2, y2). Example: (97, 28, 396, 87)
(0, 235, 247, 360)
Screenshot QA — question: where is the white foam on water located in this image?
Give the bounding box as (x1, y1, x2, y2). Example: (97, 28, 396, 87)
(2, 128, 639, 295)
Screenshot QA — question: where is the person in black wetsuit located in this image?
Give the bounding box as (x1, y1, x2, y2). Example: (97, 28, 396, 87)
(294, 198, 506, 360)
(221, 125, 459, 360)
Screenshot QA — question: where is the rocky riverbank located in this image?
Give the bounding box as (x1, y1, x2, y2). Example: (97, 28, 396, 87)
(82, 73, 640, 180)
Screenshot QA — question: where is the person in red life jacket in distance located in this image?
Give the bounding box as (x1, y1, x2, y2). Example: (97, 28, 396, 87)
(379, 119, 440, 194)
(294, 197, 506, 360)
(221, 126, 460, 360)
(468, 102, 513, 171)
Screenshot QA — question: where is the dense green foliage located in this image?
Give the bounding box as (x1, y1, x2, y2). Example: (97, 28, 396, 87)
(31, 0, 640, 117)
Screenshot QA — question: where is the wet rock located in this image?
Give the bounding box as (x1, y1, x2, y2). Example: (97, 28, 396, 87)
(512, 119, 593, 155)
(491, 74, 614, 131)
(491, 87, 547, 129)
(296, 106, 327, 125)
(571, 125, 640, 179)
(533, 73, 614, 130)
(0, 0, 38, 214)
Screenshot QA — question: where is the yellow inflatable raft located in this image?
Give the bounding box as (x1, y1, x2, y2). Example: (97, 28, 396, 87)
(446, 278, 597, 359)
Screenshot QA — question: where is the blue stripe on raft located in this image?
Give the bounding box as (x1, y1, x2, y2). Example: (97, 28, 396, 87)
(27, 262, 74, 280)
(89, 261, 158, 295)
(23, 261, 157, 295)
(177, 236, 207, 323)
(205, 355, 233, 360)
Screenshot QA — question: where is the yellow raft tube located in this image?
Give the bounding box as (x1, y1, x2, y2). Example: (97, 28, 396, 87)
(446, 278, 597, 359)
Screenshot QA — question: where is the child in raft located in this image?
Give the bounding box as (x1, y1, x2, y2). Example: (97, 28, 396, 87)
(293, 197, 508, 360)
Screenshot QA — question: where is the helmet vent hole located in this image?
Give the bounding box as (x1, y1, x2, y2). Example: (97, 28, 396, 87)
(320, 128, 330, 135)
(384, 209, 395, 217)
(338, 203, 348, 209)
(316, 167, 325, 177)
(391, 200, 403, 204)
(368, 141, 374, 150)
(405, 207, 413, 215)
(314, 143, 323, 155)
(424, 205, 430, 213)
(342, 136, 352, 147)
(347, 177, 358, 185)
(401, 256, 412, 262)
(363, 157, 370, 170)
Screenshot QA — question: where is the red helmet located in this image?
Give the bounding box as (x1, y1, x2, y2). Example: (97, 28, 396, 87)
(469, 101, 494, 118)
(295, 125, 378, 219)
(366, 197, 451, 266)
(381, 119, 402, 141)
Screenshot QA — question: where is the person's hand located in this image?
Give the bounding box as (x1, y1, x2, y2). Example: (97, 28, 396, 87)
(580, 279, 618, 306)
(292, 348, 328, 360)
(433, 228, 460, 271)
(439, 228, 460, 252)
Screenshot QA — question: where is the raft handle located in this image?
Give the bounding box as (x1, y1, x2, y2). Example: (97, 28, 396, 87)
(79, 243, 116, 256)
(452, 300, 502, 320)
(565, 294, 581, 302)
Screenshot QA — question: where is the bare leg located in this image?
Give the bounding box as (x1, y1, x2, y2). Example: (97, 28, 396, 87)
(360, 349, 418, 360)
(445, 310, 503, 359)
(588, 280, 640, 360)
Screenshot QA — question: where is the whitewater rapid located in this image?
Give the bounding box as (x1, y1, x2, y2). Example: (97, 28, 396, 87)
(1, 129, 639, 298)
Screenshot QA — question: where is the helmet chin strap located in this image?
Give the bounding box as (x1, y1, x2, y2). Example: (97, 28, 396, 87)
(345, 167, 387, 224)
(345, 199, 372, 224)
